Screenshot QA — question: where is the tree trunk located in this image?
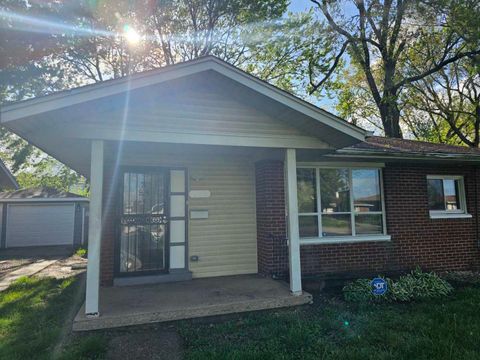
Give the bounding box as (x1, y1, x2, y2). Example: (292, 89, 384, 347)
(380, 61, 403, 138)
(379, 91, 403, 138)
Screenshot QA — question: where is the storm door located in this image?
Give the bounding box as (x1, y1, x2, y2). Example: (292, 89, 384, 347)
(118, 169, 168, 275)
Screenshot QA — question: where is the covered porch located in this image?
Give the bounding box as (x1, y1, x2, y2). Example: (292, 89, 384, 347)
(1, 56, 367, 327)
(83, 141, 306, 316)
(73, 274, 312, 331)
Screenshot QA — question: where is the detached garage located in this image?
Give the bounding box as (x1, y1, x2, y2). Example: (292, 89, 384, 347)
(0, 187, 89, 248)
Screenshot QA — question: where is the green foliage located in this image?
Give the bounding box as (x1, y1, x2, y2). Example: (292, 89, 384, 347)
(343, 268, 454, 303)
(309, 0, 480, 138)
(75, 248, 87, 258)
(1, 0, 299, 190)
(14, 157, 87, 195)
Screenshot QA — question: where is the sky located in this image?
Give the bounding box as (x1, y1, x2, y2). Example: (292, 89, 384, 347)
(288, 0, 315, 13)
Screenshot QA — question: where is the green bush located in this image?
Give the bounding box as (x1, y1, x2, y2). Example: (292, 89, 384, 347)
(343, 268, 453, 303)
(75, 248, 87, 258)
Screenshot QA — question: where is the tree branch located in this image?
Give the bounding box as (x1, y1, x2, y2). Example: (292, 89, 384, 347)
(308, 40, 350, 94)
(396, 48, 480, 89)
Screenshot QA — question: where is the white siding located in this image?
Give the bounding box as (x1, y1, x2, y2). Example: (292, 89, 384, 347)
(188, 159, 257, 278)
(66, 88, 329, 149)
(120, 149, 258, 278)
(6, 203, 75, 247)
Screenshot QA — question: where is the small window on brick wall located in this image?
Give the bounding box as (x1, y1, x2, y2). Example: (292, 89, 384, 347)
(297, 166, 387, 240)
(427, 175, 470, 219)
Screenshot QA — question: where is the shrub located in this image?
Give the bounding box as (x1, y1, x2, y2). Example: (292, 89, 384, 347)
(75, 248, 87, 258)
(393, 268, 453, 301)
(343, 268, 453, 303)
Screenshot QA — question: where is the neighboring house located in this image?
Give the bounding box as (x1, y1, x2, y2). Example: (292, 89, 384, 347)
(0, 159, 19, 191)
(1, 56, 479, 317)
(0, 187, 88, 248)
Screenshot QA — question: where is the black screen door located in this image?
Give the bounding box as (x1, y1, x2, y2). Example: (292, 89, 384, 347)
(118, 169, 168, 275)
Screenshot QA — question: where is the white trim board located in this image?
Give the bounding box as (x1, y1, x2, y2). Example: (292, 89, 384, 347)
(58, 126, 333, 149)
(300, 235, 391, 245)
(0, 198, 88, 203)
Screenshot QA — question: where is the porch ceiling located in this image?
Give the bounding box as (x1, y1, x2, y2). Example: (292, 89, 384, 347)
(73, 275, 312, 331)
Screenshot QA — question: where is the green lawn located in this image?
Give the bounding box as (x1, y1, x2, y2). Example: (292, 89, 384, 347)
(180, 285, 480, 360)
(0, 276, 106, 360)
(1, 276, 480, 360)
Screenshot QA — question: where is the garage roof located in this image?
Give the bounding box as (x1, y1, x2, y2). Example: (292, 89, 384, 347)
(0, 187, 88, 202)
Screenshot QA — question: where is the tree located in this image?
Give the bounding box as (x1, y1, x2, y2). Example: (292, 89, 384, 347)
(2, 0, 304, 191)
(308, 0, 480, 138)
(15, 158, 87, 195)
(0, 0, 90, 183)
(404, 57, 480, 147)
(50, 0, 289, 83)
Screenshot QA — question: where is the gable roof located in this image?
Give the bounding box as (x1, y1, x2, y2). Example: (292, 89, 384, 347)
(335, 136, 480, 162)
(0, 159, 19, 190)
(0, 56, 367, 144)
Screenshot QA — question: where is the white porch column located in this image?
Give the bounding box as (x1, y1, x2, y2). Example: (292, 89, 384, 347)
(285, 148, 302, 295)
(85, 140, 104, 316)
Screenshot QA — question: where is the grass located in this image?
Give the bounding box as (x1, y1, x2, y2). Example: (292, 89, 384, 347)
(3, 275, 480, 360)
(0, 276, 106, 360)
(179, 285, 480, 360)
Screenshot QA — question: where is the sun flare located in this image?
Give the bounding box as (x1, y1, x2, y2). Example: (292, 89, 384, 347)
(123, 25, 141, 45)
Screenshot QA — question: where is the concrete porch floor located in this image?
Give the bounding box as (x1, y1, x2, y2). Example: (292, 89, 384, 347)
(73, 274, 312, 331)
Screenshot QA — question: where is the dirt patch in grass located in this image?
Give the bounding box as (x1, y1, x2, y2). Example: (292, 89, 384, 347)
(0, 259, 34, 278)
(65, 323, 183, 360)
(37, 255, 86, 279)
(106, 329, 182, 360)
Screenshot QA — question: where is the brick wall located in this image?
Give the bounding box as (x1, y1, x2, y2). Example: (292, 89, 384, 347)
(382, 164, 479, 272)
(255, 161, 480, 280)
(255, 160, 289, 278)
(100, 166, 118, 286)
(100, 160, 480, 285)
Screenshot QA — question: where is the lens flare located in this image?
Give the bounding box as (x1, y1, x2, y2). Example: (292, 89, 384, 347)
(123, 25, 141, 45)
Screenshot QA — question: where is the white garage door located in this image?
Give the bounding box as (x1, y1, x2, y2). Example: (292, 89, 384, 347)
(6, 203, 75, 247)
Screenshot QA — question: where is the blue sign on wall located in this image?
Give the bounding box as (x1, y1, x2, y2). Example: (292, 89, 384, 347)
(371, 278, 388, 296)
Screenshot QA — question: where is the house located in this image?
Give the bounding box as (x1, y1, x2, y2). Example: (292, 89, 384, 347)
(0, 159, 19, 191)
(0, 187, 88, 249)
(1, 56, 479, 325)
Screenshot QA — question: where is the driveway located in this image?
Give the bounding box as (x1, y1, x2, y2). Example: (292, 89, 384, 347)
(0, 246, 87, 290)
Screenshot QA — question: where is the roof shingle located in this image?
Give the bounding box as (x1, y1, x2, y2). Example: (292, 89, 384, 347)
(346, 136, 480, 157)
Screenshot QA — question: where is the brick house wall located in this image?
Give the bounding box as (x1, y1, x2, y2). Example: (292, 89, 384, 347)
(100, 160, 480, 286)
(256, 161, 480, 279)
(255, 160, 289, 278)
(100, 166, 118, 286)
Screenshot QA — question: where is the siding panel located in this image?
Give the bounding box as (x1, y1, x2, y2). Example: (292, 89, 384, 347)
(72, 88, 328, 148)
(120, 150, 258, 278)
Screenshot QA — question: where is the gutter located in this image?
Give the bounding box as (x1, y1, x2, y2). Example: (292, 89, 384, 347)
(328, 149, 480, 163)
(0, 198, 89, 203)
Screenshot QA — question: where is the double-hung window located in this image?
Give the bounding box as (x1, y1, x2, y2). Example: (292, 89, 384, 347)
(297, 166, 388, 242)
(427, 175, 470, 218)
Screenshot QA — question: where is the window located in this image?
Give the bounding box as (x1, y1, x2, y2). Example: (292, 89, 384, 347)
(297, 166, 387, 241)
(427, 175, 469, 218)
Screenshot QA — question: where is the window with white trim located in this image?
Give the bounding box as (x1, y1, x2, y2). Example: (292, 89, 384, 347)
(427, 175, 468, 217)
(297, 167, 387, 239)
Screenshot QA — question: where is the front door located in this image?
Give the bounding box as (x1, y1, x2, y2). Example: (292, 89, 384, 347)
(118, 169, 168, 275)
